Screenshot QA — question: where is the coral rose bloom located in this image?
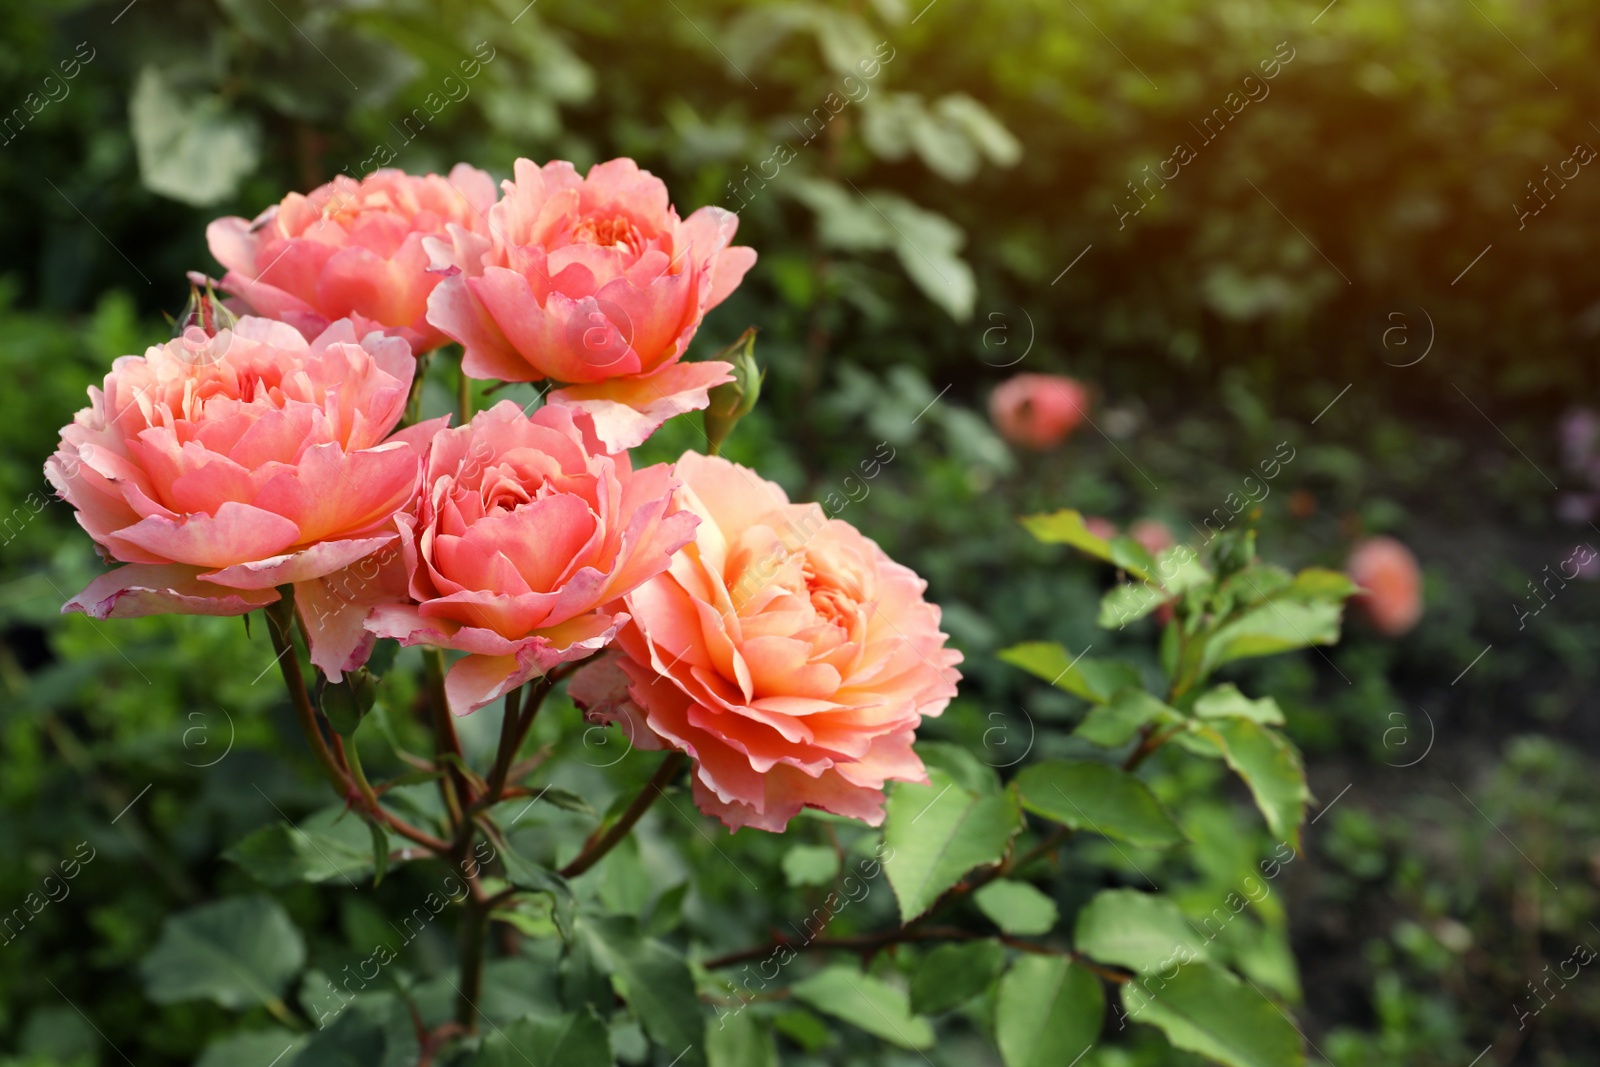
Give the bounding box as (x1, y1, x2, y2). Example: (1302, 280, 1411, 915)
(425, 158, 757, 451)
(366, 400, 698, 716)
(1347, 536, 1423, 636)
(50, 318, 435, 675)
(571, 454, 963, 832)
(989, 373, 1089, 450)
(207, 164, 498, 353)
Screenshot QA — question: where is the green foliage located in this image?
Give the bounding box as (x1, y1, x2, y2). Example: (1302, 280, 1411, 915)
(882, 766, 1022, 922)
(994, 956, 1102, 1067)
(139, 896, 305, 1011)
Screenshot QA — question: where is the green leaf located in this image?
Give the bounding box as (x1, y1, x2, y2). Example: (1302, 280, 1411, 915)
(129, 67, 260, 206)
(792, 966, 934, 1049)
(1194, 720, 1310, 848)
(1015, 761, 1184, 848)
(998, 642, 1142, 704)
(472, 1009, 612, 1067)
(995, 956, 1103, 1067)
(294, 994, 418, 1067)
(706, 1008, 777, 1067)
(1098, 581, 1170, 629)
(1202, 599, 1342, 674)
(499, 845, 575, 940)
(582, 917, 705, 1066)
(933, 93, 1022, 167)
(1075, 688, 1180, 747)
(139, 895, 305, 1010)
(1020, 509, 1149, 578)
(195, 1029, 305, 1067)
(1287, 566, 1361, 601)
(917, 740, 1001, 794)
(224, 806, 382, 886)
(1121, 960, 1305, 1067)
(1193, 683, 1285, 725)
(1099, 546, 1213, 629)
(782, 845, 841, 888)
(974, 880, 1058, 936)
(909, 940, 1006, 1015)
(771, 1010, 830, 1052)
(368, 820, 390, 886)
(1073, 888, 1209, 973)
(883, 769, 1023, 922)
(877, 193, 977, 321)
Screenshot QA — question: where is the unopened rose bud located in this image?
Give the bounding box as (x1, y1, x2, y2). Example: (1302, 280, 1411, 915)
(175, 279, 238, 339)
(704, 329, 761, 455)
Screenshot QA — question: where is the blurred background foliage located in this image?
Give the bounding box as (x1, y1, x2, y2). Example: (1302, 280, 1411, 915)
(1, 0, 1598, 1064)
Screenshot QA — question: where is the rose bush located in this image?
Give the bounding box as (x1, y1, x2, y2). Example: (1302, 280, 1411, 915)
(572, 452, 962, 831)
(425, 157, 757, 450)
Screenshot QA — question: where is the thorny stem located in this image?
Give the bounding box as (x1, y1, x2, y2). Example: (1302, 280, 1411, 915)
(423, 647, 469, 829)
(560, 752, 688, 878)
(265, 597, 354, 800)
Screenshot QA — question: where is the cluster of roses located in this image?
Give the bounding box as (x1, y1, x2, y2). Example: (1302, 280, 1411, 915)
(47, 158, 961, 832)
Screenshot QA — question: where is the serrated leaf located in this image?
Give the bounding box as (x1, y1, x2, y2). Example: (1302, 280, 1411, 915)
(224, 807, 381, 886)
(582, 917, 705, 1066)
(1193, 720, 1310, 848)
(195, 1029, 305, 1067)
(139, 896, 305, 1010)
(706, 1008, 777, 1067)
(974, 879, 1058, 936)
(1020, 509, 1151, 578)
(1075, 688, 1181, 747)
(472, 1009, 611, 1067)
(916, 740, 1001, 794)
(782, 845, 841, 888)
(1015, 761, 1183, 848)
(792, 966, 934, 1050)
(1193, 684, 1285, 725)
(909, 940, 1006, 1015)
(998, 642, 1142, 704)
(1202, 599, 1342, 674)
(1288, 566, 1361, 601)
(883, 770, 1023, 922)
(1073, 888, 1209, 973)
(499, 845, 575, 941)
(995, 956, 1102, 1067)
(1121, 960, 1305, 1067)
(294, 994, 417, 1067)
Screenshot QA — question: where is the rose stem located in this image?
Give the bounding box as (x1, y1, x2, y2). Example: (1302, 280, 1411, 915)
(560, 752, 688, 878)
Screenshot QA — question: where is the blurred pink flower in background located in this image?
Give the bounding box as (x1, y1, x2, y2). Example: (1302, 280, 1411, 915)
(571, 453, 962, 832)
(989, 373, 1089, 450)
(1347, 535, 1424, 636)
(425, 158, 756, 451)
(207, 164, 498, 354)
(49, 317, 435, 675)
(366, 400, 697, 716)
(1129, 518, 1175, 556)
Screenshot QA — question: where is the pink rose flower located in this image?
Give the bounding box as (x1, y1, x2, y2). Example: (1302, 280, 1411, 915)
(49, 317, 439, 676)
(207, 164, 499, 354)
(365, 400, 699, 716)
(989, 373, 1089, 450)
(425, 158, 757, 451)
(1347, 536, 1423, 636)
(571, 454, 963, 832)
